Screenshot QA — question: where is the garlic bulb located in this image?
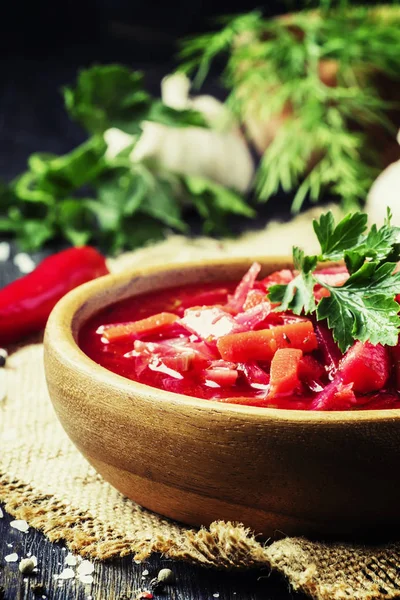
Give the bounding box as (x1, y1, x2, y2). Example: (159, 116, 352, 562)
(366, 131, 400, 225)
(105, 73, 254, 193)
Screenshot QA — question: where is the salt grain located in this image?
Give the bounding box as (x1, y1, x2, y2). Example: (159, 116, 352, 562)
(56, 568, 75, 580)
(77, 560, 94, 577)
(0, 242, 10, 262)
(0, 507, 3, 518)
(5, 553, 19, 563)
(213, 594, 220, 598)
(80, 575, 94, 585)
(142, 569, 149, 576)
(10, 519, 29, 533)
(65, 553, 77, 567)
(13, 253, 35, 274)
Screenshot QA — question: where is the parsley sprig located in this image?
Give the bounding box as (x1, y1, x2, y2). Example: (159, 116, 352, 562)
(268, 210, 400, 352)
(0, 65, 254, 254)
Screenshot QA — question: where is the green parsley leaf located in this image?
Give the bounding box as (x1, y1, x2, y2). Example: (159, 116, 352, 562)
(317, 280, 400, 353)
(313, 211, 367, 260)
(269, 209, 400, 352)
(64, 65, 150, 135)
(269, 247, 317, 314)
(183, 175, 255, 234)
(0, 64, 254, 254)
(64, 65, 208, 135)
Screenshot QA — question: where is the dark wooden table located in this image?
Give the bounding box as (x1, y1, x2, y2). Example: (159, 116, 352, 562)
(0, 44, 307, 600)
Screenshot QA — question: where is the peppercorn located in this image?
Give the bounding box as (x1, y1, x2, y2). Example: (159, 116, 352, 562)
(19, 558, 36, 575)
(157, 568, 175, 584)
(31, 583, 45, 596)
(0, 349, 7, 367)
(149, 577, 165, 594)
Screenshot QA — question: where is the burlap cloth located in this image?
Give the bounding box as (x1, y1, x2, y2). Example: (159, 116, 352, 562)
(2, 206, 400, 600)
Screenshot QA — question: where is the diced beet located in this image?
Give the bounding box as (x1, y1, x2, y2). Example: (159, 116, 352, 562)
(180, 307, 244, 340)
(339, 342, 390, 394)
(389, 344, 400, 391)
(238, 362, 270, 388)
(315, 323, 341, 376)
(225, 262, 261, 313)
(299, 354, 326, 384)
(311, 381, 357, 411)
(357, 392, 400, 410)
(269, 348, 303, 398)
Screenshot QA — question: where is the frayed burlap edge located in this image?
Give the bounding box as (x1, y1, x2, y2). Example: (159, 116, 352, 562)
(0, 474, 270, 569)
(3, 474, 400, 600)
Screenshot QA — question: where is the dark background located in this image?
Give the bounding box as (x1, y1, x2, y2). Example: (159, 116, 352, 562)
(1, 1, 286, 57)
(1, 0, 288, 180)
(0, 0, 384, 181)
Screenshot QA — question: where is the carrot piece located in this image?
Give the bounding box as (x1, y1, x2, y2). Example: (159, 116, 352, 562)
(269, 348, 303, 397)
(102, 312, 178, 342)
(217, 321, 317, 362)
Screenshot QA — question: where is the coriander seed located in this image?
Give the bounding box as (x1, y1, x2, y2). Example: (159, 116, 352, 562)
(157, 568, 175, 584)
(19, 558, 36, 575)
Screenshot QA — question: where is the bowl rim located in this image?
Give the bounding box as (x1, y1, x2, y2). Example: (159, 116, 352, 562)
(45, 255, 400, 424)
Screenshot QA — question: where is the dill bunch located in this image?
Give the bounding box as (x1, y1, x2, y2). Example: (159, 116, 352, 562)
(180, 4, 400, 212)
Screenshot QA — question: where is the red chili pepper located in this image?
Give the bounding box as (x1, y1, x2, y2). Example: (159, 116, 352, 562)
(0, 246, 109, 345)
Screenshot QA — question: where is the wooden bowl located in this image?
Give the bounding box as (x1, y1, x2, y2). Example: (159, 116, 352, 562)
(44, 258, 400, 540)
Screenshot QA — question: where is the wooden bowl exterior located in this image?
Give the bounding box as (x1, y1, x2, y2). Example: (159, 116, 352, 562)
(44, 258, 400, 539)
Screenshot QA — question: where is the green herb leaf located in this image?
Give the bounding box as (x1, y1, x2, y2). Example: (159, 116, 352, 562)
(317, 276, 400, 353)
(269, 247, 317, 314)
(313, 211, 367, 260)
(64, 65, 208, 135)
(269, 209, 400, 351)
(64, 65, 150, 134)
(0, 64, 253, 254)
(181, 6, 400, 210)
(183, 175, 255, 234)
(57, 199, 94, 246)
